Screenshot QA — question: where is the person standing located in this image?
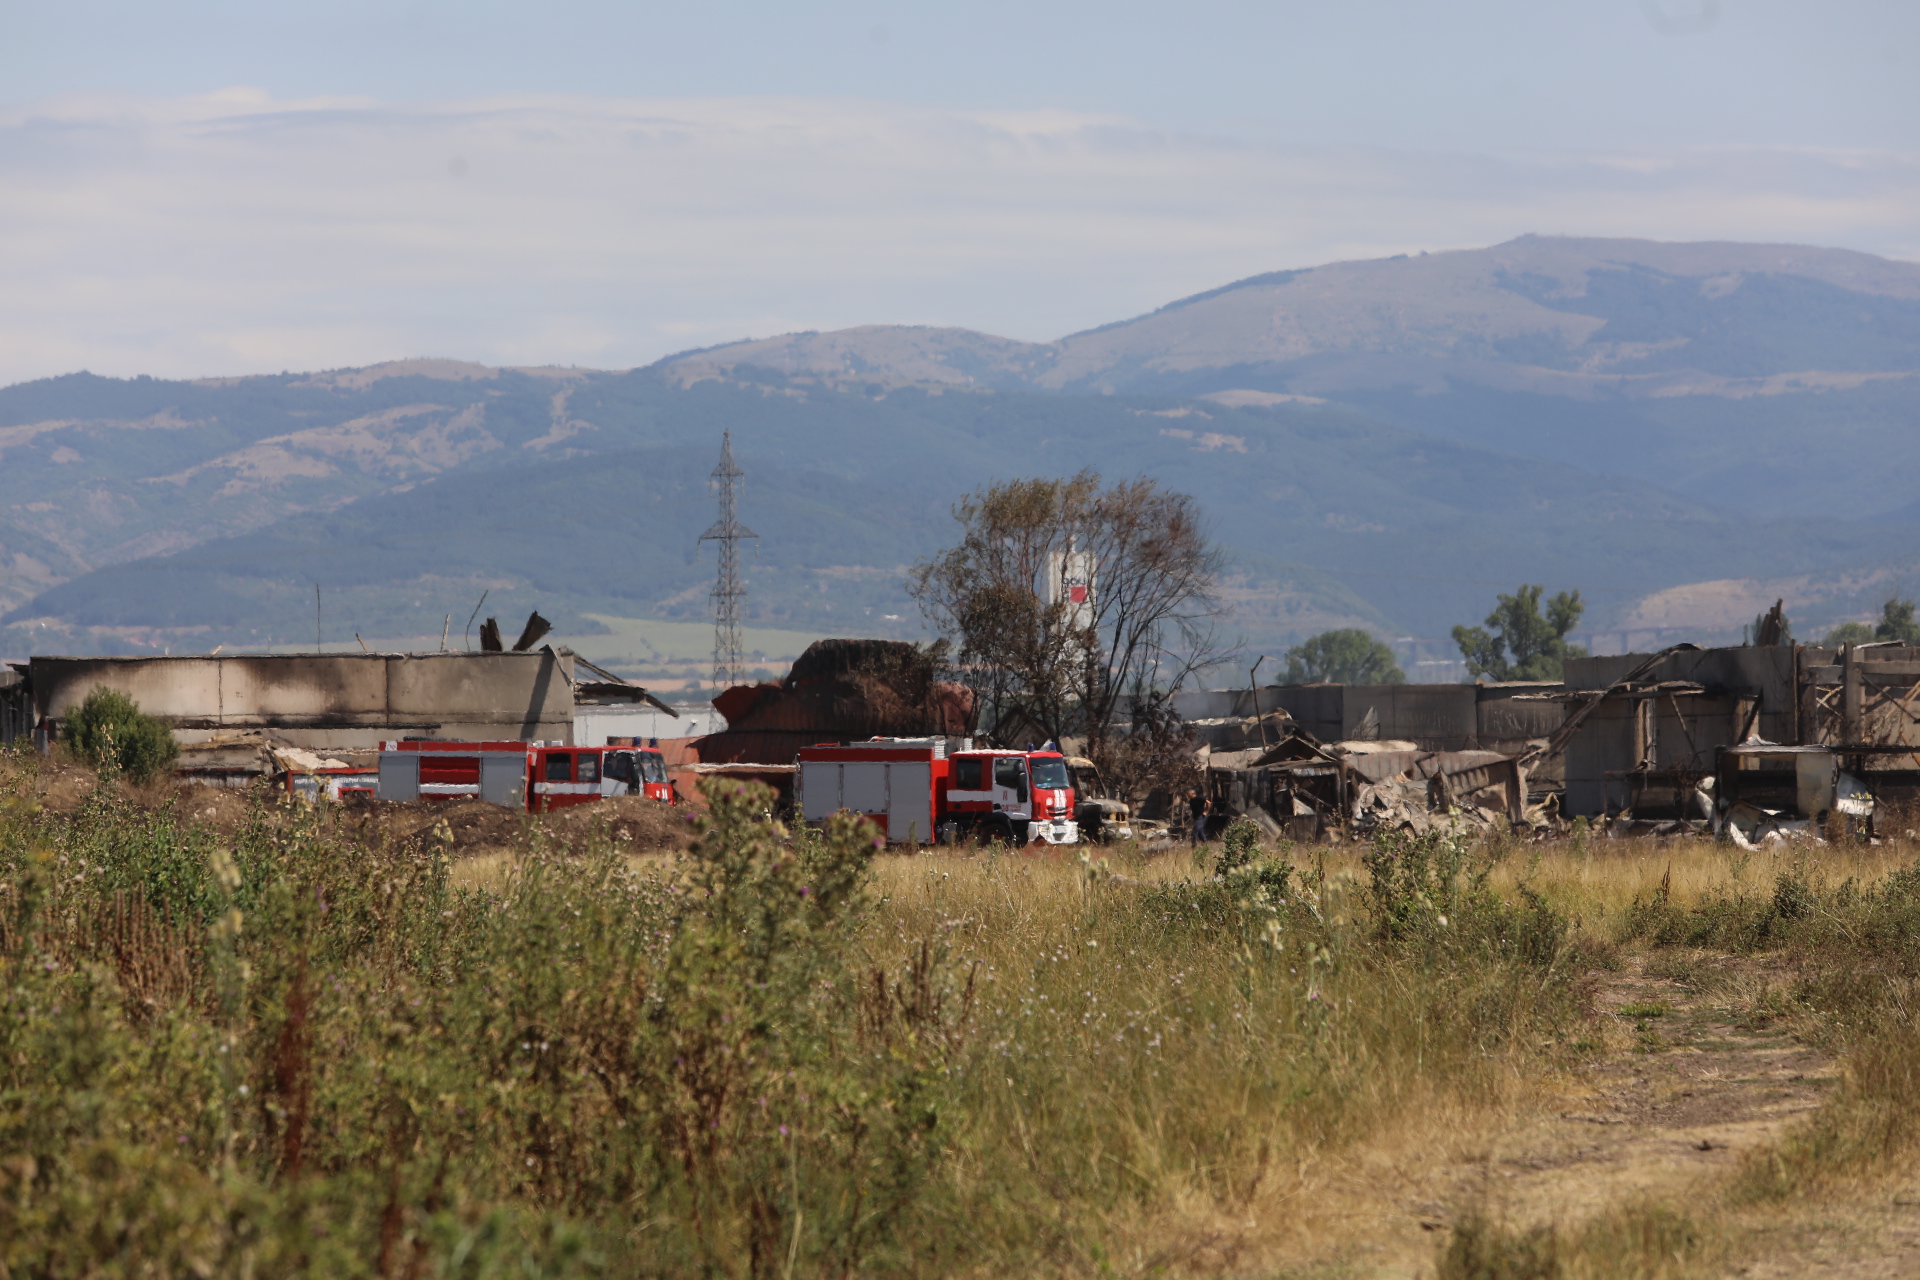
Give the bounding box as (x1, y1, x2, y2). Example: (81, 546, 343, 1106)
(1188, 787, 1210, 845)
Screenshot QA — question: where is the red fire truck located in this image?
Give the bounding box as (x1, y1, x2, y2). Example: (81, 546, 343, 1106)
(377, 740, 672, 811)
(796, 738, 1078, 846)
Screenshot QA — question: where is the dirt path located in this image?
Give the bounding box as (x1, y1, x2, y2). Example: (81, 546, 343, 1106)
(1465, 953, 1836, 1225)
(1389, 953, 1920, 1277)
(1350, 953, 1843, 1275)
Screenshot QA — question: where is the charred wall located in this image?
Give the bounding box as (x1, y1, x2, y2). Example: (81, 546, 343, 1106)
(1176, 681, 1564, 755)
(1561, 647, 1796, 818)
(24, 650, 576, 748)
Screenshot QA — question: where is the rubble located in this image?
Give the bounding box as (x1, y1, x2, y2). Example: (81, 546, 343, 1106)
(696, 639, 974, 765)
(1201, 728, 1535, 840)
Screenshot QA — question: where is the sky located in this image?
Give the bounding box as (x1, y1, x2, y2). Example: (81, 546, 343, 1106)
(2, 0, 1917, 385)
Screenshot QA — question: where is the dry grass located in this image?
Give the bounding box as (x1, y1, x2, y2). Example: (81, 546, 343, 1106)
(434, 828, 1920, 1276)
(16, 735, 1920, 1279)
(847, 832, 1920, 1277)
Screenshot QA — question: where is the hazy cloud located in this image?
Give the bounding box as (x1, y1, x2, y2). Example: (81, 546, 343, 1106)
(2, 90, 1917, 384)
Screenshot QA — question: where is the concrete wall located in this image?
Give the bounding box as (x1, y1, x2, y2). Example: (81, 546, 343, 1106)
(0, 668, 28, 746)
(1336, 685, 1478, 749)
(26, 651, 576, 748)
(1476, 683, 1568, 743)
(1178, 681, 1566, 755)
(1562, 647, 1795, 817)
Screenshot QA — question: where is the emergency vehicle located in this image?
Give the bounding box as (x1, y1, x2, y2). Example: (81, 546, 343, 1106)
(286, 767, 380, 803)
(377, 740, 672, 811)
(796, 738, 1078, 846)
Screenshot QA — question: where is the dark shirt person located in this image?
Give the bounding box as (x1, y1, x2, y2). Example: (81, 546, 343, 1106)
(1188, 789, 1209, 844)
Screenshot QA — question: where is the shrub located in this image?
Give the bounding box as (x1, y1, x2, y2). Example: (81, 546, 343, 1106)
(1213, 815, 1295, 912)
(1362, 828, 1568, 968)
(62, 687, 178, 782)
(0, 774, 967, 1276)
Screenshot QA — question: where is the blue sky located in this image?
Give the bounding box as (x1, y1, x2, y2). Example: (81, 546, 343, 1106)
(2, 1, 1916, 382)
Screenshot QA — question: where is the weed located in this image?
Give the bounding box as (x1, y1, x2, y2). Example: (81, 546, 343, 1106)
(14, 760, 1920, 1276)
(1617, 1000, 1672, 1019)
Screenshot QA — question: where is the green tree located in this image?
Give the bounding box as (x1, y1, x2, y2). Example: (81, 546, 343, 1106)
(1451, 585, 1588, 682)
(63, 686, 178, 782)
(1876, 597, 1920, 645)
(1284, 629, 1406, 684)
(1823, 621, 1876, 647)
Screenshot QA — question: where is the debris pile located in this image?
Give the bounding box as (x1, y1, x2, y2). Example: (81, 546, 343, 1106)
(1204, 730, 1539, 840)
(699, 639, 975, 764)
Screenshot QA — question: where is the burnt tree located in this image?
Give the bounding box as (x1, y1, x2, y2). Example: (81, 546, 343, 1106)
(910, 471, 1220, 775)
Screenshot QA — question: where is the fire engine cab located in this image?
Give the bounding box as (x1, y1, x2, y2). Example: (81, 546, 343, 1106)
(377, 740, 671, 811)
(796, 738, 1078, 846)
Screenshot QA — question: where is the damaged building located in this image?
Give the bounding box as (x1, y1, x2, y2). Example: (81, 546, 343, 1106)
(0, 641, 678, 787)
(1, 631, 963, 802)
(1560, 641, 1920, 830)
(1171, 680, 1563, 838)
(1176, 681, 1566, 757)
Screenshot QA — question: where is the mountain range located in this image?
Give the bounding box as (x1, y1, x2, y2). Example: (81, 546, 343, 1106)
(4, 234, 1919, 679)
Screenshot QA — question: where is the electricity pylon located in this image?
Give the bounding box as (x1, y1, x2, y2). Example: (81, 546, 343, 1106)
(698, 431, 756, 691)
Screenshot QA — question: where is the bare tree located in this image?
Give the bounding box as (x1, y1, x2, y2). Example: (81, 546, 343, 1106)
(909, 471, 1222, 767)
(1096, 680, 1202, 812)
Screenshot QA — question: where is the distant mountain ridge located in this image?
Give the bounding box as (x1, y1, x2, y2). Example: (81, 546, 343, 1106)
(7, 234, 1920, 667)
(663, 235, 1920, 524)
(664, 235, 1920, 396)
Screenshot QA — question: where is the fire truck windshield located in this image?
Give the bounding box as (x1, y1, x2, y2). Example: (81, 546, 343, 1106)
(1029, 758, 1069, 790)
(641, 754, 668, 784)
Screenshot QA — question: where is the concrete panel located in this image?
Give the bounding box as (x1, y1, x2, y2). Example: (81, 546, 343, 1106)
(1564, 655, 1643, 691)
(1649, 695, 1734, 771)
(221, 657, 388, 725)
(1272, 686, 1344, 741)
(34, 658, 223, 722)
(1477, 685, 1565, 741)
(576, 705, 716, 746)
(1343, 685, 1477, 748)
(386, 652, 572, 730)
(1561, 648, 1800, 815)
(28, 651, 574, 745)
(1173, 689, 1243, 721)
(1565, 701, 1636, 817)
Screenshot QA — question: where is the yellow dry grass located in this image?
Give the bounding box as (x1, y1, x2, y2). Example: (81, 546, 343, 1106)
(434, 823, 1920, 1277)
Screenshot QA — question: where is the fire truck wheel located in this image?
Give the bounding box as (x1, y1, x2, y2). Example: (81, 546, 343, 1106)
(986, 815, 1017, 848)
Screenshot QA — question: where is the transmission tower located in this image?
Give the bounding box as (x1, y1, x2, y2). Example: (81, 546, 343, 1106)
(698, 431, 756, 690)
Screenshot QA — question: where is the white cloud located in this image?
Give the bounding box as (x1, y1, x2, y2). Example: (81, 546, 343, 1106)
(2, 90, 1918, 385)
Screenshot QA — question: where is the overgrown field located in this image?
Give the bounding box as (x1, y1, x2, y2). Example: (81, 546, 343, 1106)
(5, 746, 1920, 1277)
